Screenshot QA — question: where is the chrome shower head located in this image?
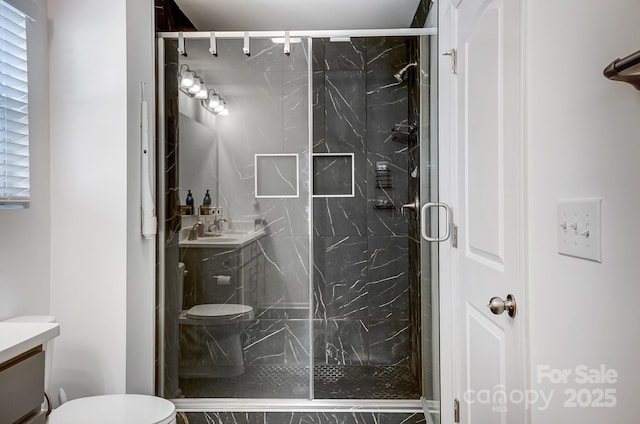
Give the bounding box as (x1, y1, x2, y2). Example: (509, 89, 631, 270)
(394, 62, 418, 82)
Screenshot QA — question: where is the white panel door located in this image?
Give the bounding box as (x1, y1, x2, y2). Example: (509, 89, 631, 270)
(452, 0, 525, 422)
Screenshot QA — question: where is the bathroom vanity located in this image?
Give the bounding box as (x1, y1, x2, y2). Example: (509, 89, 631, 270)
(0, 322, 59, 424)
(179, 230, 265, 309)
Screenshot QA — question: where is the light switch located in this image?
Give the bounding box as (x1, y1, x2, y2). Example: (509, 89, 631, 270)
(557, 198, 602, 262)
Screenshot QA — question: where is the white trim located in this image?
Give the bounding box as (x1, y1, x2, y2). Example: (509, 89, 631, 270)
(437, 0, 456, 423)
(311, 153, 355, 198)
(171, 398, 436, 413)
(156, 37, 167, 397)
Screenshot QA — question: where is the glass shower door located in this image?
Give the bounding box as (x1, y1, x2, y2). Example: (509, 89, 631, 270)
(160, 36, 313, 399)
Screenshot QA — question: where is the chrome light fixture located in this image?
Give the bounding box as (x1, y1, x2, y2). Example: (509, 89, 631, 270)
(180, 65, 229, 116)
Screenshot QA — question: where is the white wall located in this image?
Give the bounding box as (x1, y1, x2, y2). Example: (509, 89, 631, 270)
(527, 0, 640, 421)
(125, 0, 156, 394)
(0, 0, 50, 321)
(48, 0, 155, 400)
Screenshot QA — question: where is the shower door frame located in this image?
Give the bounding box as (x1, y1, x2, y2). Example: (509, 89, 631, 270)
(156, 27, 438, 416)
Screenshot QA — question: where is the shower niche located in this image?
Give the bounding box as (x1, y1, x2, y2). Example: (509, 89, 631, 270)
(158, 34, 436, 404)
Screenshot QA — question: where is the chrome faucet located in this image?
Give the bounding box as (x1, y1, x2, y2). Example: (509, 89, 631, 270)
(208, 217, 227, 234)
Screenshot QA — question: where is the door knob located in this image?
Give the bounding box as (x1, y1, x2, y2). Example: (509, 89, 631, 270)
(487, 294, 517, 318)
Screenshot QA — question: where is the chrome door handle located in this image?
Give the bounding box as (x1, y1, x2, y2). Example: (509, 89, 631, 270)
(401, 193, 420, 216)
(487, 294, 517, 318)
(420, 202, 451, 242)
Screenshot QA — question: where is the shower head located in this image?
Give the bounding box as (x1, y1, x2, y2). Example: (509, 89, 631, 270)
(394, 62, 418, 82)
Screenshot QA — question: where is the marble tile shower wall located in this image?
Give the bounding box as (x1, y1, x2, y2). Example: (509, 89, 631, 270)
(312, 38, 413, 366)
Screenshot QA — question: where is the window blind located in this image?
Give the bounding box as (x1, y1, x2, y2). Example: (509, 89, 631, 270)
(0, 1, 28, 207)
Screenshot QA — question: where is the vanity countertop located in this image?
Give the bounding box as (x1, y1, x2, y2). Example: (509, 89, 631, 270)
(0, 322, 60, 364)
(179, 229, 266, 248)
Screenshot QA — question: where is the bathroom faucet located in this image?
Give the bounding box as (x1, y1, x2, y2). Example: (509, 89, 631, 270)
(188, 222, 203, 240)
(208, 217, 227, 234)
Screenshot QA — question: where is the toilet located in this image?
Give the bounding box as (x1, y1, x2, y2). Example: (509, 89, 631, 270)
(48, 394, 175, 424)
(3, 316, 176, 424)
(178, 262, 254, 378)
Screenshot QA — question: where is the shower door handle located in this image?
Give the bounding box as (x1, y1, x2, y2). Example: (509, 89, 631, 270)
(420, 202, 451, 242)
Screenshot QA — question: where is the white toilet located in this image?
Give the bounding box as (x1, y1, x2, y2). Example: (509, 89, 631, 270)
(48, 394, 175, 424)
(177, 262, 254, 378)
(3, 315, 176, 424)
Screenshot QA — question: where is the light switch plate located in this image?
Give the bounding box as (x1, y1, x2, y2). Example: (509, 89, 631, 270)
(557, 198, 602, 262)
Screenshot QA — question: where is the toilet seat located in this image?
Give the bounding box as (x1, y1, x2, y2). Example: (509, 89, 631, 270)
(186, 303, 253, 319)
(48, 394, 176, 424)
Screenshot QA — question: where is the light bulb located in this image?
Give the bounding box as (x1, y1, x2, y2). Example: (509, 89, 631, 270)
(207, 93, 220, 109)
(195, 83, 208, 99)
(180, 70, 194, 88)
(188, 77, 202, 94)
(213, 100, 225, 113)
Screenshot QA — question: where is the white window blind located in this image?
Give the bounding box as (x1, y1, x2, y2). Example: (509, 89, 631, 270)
(0, 1, 28, 208)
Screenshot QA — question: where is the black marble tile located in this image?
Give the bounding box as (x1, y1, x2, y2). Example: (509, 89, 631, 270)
(284, 71, 310, 154)
(324, 71, 366, 154)
(324, 38, 366, 71)
(366, 70, 409, 155)
(284, 319, 311, 365)
(266, 412, 377, 424)
(180, 412, 264, 424)
(366, 37, 410, 71)
(324, 319, 369, 365)
(367, 236, 409, 320)
(244, 319, 286, 365)
(379, 413, 427, 424)
(313, 71, 327, 151)
(313, 154, 354, 196)
(321, 236, 368, 319)
(313, 197, 328, 237)
(368, 319, 410, 366)
(312, 39, 326, 72)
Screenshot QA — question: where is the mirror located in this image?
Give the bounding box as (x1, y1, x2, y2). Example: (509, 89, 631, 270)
(178, 111, 218, 213)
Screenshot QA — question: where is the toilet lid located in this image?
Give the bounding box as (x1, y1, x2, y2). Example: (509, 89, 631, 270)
(186, 303, 253, 319)
(49, 394, 175, 424)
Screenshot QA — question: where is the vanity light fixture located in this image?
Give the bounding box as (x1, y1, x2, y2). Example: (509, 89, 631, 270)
(180, 66, 229, 116)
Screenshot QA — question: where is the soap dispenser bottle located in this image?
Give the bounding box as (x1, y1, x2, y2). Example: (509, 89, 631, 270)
(203, 190, 211, 206)
(185, 190, 194, 214)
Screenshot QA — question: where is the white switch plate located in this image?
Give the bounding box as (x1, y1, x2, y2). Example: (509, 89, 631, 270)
(557, 198, 602, 262)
